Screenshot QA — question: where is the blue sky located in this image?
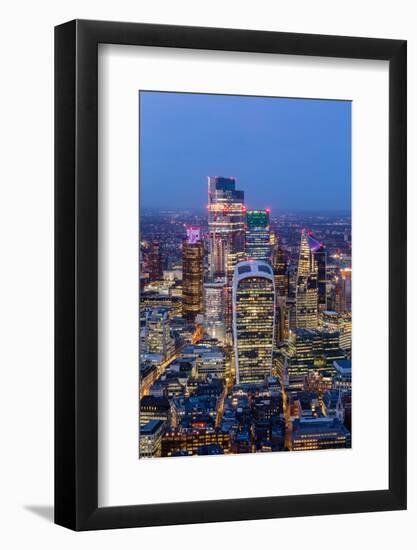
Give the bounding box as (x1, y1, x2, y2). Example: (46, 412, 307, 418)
(139, 91, 351, 212)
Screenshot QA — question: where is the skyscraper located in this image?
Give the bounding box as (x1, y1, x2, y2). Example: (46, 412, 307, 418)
(232, 260, 275, 384)
(208, 176, 246, 279)
(139, 247, 147, 292)
(275, 297, 289, 344)
(245, 209, 271, 261)
(204, 282, 225, 323)
(296, 230, 319, 329)
(336, 268, 352, 313)
(271, 235, 289, 343)
(204, 281, 226, 342)
(182, 227, 204, 321)
(271, 235, 289, 298)
(207, 176, 246, 333)
(307, 236, 327, 310)
(146, 240, 163, 281)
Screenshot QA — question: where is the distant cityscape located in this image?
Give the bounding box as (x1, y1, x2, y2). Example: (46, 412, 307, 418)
(139, 176, 352, 458)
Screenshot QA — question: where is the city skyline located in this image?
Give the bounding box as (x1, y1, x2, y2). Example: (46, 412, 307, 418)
(140, 91, 351, 212)
(139, 93, 352, 459)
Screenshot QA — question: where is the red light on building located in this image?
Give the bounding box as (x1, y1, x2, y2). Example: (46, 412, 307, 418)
(191, 421, 206, 428)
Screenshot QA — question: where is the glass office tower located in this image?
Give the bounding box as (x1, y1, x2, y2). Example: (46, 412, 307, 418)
(246, 209, 271, 261)
(232, 260, 275, 384)
(307, 233, 327, 310)
(207, 176, 246, 335)
(207, 176, 246, 281)
(182, 227, 204, 320)
(296, 229, 319, 329)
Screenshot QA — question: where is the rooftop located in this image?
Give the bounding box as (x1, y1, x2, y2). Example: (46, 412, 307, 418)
(334, 359, 352, 372)
(234, 259, 274, 280)
(307, 234, 323, 253)
(140, 419, 165, 435)
(140, 396, 171, 411)
(292, 417, 349, 435)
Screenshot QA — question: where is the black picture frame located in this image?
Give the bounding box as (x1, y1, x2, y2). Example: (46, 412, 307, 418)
(55, 19, 407, 531)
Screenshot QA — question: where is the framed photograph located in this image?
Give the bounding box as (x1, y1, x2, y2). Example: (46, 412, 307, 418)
(55, 20, 407, 530)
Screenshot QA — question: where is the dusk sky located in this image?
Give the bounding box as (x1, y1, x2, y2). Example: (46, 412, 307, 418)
(139, 91, 351, 212)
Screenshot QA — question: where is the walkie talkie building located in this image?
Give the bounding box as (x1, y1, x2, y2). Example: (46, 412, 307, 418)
(232, 260, 275, 384)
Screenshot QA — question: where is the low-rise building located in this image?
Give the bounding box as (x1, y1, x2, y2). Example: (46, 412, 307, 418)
(290, 417, 351, 451)
(139, 419, 165, 458)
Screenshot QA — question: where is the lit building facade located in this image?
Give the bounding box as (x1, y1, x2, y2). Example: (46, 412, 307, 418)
(139, 419, 165, 458)
(245, 209, 271, 261)
(161, 427, 231, 456)
(203, 281, 226, 342)
(140, 292, 182, 317)
(320, 310, 352, 352)
(296, 230, 319, 329)
(311, 240, 327, 310)
(139, 172, 352, 459)
(207, 177, 246, 334)
(272, 235, 290, 343)
(182, 343, 226, 378)
(272, 236, 289, 298)
(275, 296, 289, 344)
(207, 176, 246, 280)
(290, 417, 351, 451)
(140, 395, 173, 427)
(146, 240, 163, 281)
(336, 268, 352, 313)
(277, 327, 346, 389)
(182, 227, 204, 320)
(339, 313, 352, 351)
(145, 307, 175, 360)
(333, 359, 352, 390)
(204, 282, 225, 322)
(232, 260, 275, 384)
